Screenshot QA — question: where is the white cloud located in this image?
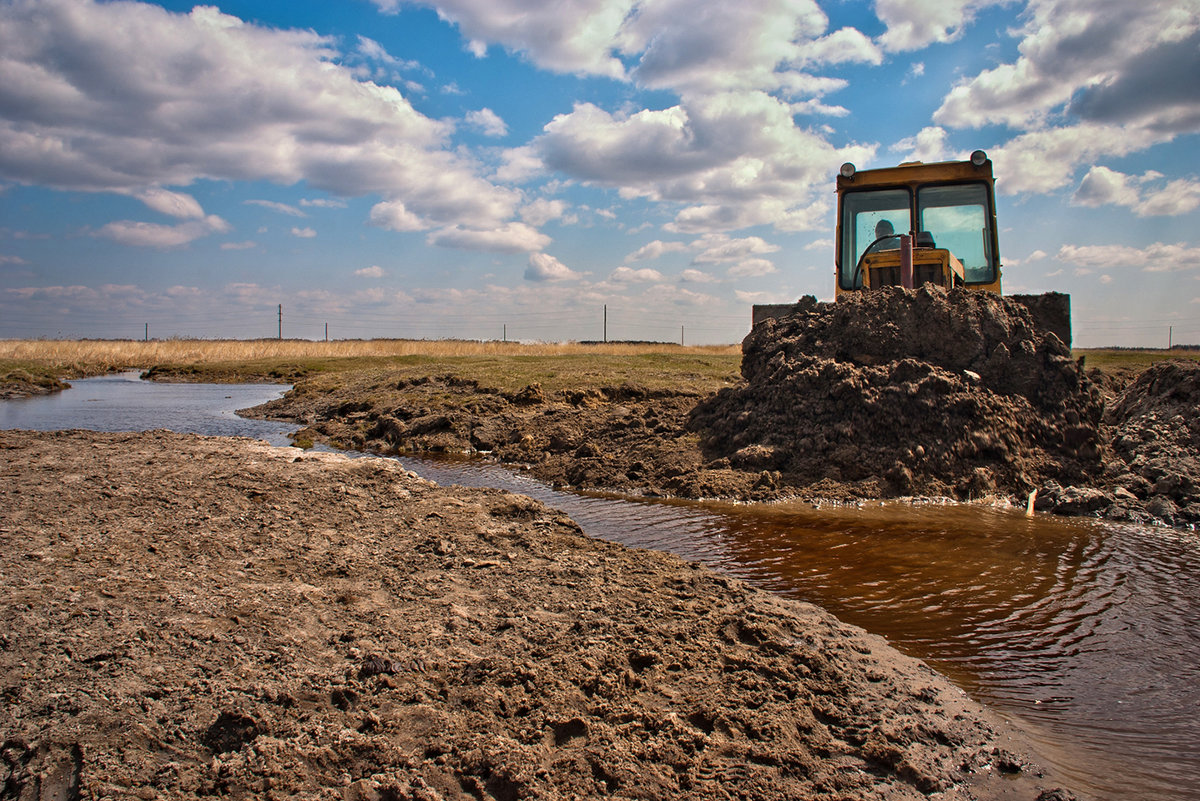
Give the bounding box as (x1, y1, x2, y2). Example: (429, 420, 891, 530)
(95, 215, 230, 248)
(910, 0, 1200, 207)
(300, 198, 349, 209)
(520, 198, 567, 226)
(525, 252, 581, 282)
(220, 241, 257, 251)
(537, 93, 871, 233)
(726, 258, 777, 277)
(691, 233, 779, 264)
(609, 266, 665, 282)
(369, 200, 427, 232)
(890, 126, 950, 164)
(0, 254, 28, 265)
(375, 0, 880, 95)
(0, 0, 525, 242)
(988, 123, 1165, 195)
(494, 146, 545, 183)
(291, 227, 317, 238)
(679, 268, 717, 283)
(247, 200, 307, 217)
(932, 0, 1200, 195)
(1073, 167, 1200, 216)
(465, 108, 509, 137)
(1133, 177, 1200, 217)
(876, 0, 1005, 52)
(1058, 242, 1200, 273)
(1072, 166, 1140, 208)
(355, 265, 386, 278)
(626, 240, 689, 262)
(429, 222, 551, 253)
(132, 187, 206, 219)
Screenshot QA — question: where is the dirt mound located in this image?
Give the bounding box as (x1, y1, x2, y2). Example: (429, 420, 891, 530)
(690, 286, 1105, 500)
(1088, 360, 1200, 526)
(0, 430, 1071, 800)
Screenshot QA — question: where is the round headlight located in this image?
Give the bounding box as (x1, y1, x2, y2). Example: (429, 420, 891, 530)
(970, 150, 988, 166)
(839, 162, 856, 178)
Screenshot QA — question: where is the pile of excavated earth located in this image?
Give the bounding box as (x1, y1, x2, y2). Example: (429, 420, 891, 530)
(690, 286, 1198, 528)
(260, 285, 1198, 529)
(692, 287, 1104, 503)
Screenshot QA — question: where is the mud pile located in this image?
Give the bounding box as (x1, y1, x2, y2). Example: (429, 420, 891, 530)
(0, 430, 1070, 801)
(691, 286, 1105, 500)
(1080, 360, 1200, 526)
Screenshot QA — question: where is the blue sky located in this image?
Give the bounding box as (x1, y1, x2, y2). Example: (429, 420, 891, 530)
(1, 0, 1197, 346)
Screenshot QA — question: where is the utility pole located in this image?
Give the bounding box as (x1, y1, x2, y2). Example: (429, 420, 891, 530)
(144, 323, 148, 342)
(603, 305, 607, 343)
(1169, 325, 1173, 349)
(503, 324, 507, 343)
(325, 322, 328, 342)
(278, 304, 282, 340)
(681, 325, 684, 346)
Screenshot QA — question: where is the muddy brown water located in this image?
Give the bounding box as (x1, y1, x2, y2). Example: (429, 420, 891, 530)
(4, 374, 1199, 800)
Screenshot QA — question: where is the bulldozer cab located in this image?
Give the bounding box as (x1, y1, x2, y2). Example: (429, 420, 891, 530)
(835, 151, 1002, 297)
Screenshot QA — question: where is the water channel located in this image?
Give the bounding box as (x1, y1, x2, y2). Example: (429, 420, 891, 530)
(4, 372, 1199, 800)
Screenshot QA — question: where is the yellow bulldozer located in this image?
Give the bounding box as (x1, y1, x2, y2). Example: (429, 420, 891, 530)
(835, 150, 1001, 296)
(752, 150, 1071, 345)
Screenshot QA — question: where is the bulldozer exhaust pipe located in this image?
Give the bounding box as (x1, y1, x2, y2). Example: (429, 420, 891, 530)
(900, 234, 913, 289)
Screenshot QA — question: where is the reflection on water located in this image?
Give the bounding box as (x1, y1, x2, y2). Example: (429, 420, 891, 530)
(0, 371, 299, 445)
(4, 376, 1199, 800)
(401, 455, 1200, 801)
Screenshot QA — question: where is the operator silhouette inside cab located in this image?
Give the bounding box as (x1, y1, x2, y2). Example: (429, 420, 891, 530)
(868, 219, 900, 253)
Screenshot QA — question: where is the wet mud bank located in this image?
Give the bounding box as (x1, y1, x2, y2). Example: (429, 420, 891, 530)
(1, 430, 1071, 800)
(256, 287, 1199, 529)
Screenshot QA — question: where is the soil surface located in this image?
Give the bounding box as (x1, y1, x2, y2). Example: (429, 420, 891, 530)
(252, 287, 1199, 529)
(1, 430, 1073, 800)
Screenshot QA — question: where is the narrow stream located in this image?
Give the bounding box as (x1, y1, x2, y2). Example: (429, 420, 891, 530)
(4, 374, 1199, 800)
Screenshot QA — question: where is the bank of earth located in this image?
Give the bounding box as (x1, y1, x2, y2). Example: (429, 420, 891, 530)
(255, 288, 1200, 530)
(2, 430, 1073, 800)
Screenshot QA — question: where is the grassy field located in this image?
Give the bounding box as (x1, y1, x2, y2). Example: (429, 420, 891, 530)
(1074, 347, 1200, 374)
(3, 338, 1195, 398)
(0, 339, 744, 395)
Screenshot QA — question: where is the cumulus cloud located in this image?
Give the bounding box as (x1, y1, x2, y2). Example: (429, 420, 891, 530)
(95, 215, 231, 248)
(0, 0, 525, 246)
(465, 108, 509, 137)
(291, 227, 317, 238)
(932, 0, 1199, 195)
(625, 240, 688, 262)
(220, 241, 257, 251)
(369, 201, 427, 232)
(876, 0, 1005, 52)
(679, 268, 717, 283)
(609, 266, 665, 282)
(525, 252, 581, 282)
(429, 222, 551, 253)
(690, 234, 779, 264)
(1073, 167, 1200, 216)
(355, 265, 386, 278)
(890, 127, 950, 164)
(1072, 166, 1140, 208)
(726, 258, 778, 277)
(1058, 242, 1200, 273)
(537, 93, 872, 233)
(520, 198, 568, 226)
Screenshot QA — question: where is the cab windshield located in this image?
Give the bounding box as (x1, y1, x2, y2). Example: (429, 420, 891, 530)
(839, 181, 998, 288)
